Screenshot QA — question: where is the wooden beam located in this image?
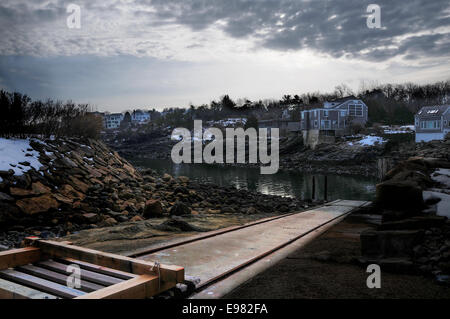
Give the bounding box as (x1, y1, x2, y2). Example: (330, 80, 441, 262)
(58, 258, 137, 280)
(16, 264, 104, 293)
(0, 247, 41, 270)
(0, 269, 85, 299)
(75, 275, 158, 299)
(36, 260, 123, 286)
(30, 239, 184, 291)
(0, 278, 58, 299)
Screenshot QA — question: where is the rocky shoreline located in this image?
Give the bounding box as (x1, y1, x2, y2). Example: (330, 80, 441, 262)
(0, 137, 314, 250)
(359, 137, 450, 283)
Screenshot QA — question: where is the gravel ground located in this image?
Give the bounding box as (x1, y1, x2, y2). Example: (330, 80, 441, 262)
(225, 214, 450, 299)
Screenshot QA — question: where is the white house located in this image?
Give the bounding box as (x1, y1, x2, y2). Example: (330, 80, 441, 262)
(131, 110, 151, 124)
(104, 113, 124, 129)
(415, 105, 450, 142)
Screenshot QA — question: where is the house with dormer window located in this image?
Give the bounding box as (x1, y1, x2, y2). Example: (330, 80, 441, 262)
(415, 105, 450, 142)
(300, 96, 368, 136)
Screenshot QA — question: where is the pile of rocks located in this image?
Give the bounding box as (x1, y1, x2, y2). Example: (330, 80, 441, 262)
(0, 137, 308, 250)
(279, 138, 385, 176)
(360, 154, 450, 282)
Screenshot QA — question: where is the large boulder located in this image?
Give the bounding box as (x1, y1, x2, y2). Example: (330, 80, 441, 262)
(169, 201, 191, 216)
(143, 199, 165, 218)
(15, 194, 60, 215)
(375, 180, 424, 211)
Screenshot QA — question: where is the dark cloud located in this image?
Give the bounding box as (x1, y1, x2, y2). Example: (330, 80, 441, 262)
(141, 0, 450, 62)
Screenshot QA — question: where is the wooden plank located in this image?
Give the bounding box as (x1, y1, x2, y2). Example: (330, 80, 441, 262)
(57, 258, 136, 280)
(0, 278, 58, 299)
(0, 247, 41, 270)
(0, 269, 85, 299)
(30, 239, 184, 291)
(16, 264, 104, 293)
(76, 275, 158, 299)
(36, 260, 122, 286)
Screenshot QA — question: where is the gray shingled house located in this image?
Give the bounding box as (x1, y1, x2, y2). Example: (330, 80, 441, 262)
(415, 105, 450, 142)
(300, 96, 368, 148)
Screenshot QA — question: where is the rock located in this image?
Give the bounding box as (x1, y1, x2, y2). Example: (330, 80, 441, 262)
(52, 193, 73, 204)
(162, 173, 173, 182)
(9, 187, 35, 197)
(169, 201, 191, 216)
(31, 182, 51, 195)
(68, 176, 89, 193)
(130, 215, 144, 222)
(375, 180, 424, 211)
(82, 213, 99, 223)
(16, 194, 60, 215)
(0, 192, 14, 202)
(59, 184, 85, 201)
(174, 186, 189, 195)
(155, 218, 205, 232)
(101, 217, 118, 227)
(0, 244, 10, 252)
(143, 199, 164, 218)
(178, 176, 190, 183)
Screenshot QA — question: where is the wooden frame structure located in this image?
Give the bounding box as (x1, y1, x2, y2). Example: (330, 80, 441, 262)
(0, 238, 184, 299)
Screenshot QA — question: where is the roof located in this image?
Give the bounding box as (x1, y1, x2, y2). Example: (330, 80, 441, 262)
(417, 105, 449, 117)
(329, 95, 357, 103)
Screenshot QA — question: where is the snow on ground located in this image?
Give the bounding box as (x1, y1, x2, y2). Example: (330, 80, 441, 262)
(382, 125, 415, 134)
(0, 138, 43, 175)
(423, 191, 450, 218)
(348, 135, 386, 147)
(431, 168, 450, 189)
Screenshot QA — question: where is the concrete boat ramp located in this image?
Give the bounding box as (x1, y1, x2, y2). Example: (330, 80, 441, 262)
(135, 200, 370, 297)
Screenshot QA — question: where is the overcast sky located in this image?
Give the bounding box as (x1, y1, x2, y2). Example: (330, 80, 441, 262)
(0, 0, 449, 112)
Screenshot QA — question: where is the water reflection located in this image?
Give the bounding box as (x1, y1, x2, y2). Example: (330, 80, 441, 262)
(133, 159, 377, 201)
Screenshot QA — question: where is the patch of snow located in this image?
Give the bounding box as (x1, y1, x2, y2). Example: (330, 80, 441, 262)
(0, 138, 43, 175)
(423, 191, 450, 218)
(348, 135, 386, 147)
(384, 130, 414, 134)
(431, 168, 450, 189)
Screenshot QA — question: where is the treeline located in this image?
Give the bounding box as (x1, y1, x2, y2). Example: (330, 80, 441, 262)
(153, 80, 449, 127)
(0, 90, 103, 139)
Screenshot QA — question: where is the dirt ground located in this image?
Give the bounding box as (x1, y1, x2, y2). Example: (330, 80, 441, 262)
(61, 212, 283, 255)
(225, 214, 450, 299)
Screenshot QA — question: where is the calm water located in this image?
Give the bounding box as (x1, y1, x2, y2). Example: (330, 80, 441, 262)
(132, 159, 378, 201)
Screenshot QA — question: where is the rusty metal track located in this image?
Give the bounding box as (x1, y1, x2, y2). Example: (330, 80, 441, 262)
(137, 200, 370, 293)
(129, 200, 342, 258)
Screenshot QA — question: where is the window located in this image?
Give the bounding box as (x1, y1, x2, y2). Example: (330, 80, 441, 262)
(421, 120, 440, 129)
(340, 111, 346, 117)
(314, 120, 318, 127)
(349, 104, 363, 117)
(324, 110, 329, 117)
(301, 112, 305, 119)
(321, 120, 331, 129)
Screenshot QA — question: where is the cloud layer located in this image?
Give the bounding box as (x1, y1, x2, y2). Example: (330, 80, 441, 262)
(0, 0, 448, 110)
(0, 0, 449, 64)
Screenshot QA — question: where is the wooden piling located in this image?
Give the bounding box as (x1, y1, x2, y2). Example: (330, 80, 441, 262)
(312, 176, 316, 201)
